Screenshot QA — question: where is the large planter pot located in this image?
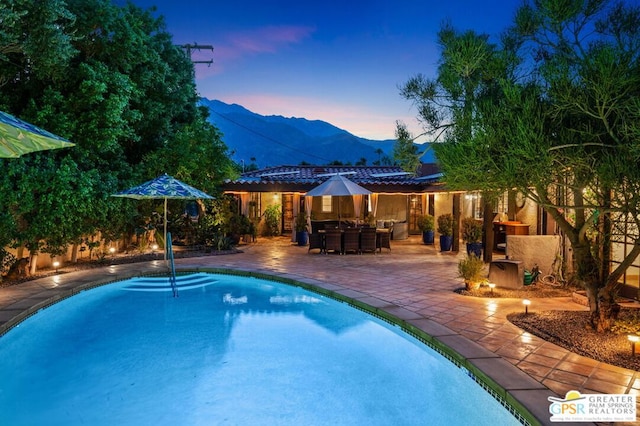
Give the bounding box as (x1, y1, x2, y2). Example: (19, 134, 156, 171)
(422, 230, 435, 245)
(439, 235, 453, 252)
(466, 242, 483, 258)
(296, 231, 309, 246)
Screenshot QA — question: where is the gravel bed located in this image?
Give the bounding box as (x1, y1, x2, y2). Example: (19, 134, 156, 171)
(509, 310, 640, 371)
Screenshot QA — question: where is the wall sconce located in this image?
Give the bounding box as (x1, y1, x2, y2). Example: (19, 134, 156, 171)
(52, 261, 60, 274)
(628, 335, 639, 356)
(522, 299, 531, 314)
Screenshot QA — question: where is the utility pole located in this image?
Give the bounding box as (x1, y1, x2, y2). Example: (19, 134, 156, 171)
(180, 43, 214, 66)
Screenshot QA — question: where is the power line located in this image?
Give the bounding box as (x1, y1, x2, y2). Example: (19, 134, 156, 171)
(209, 110, 333, 162)
(180, 43, 213, 67)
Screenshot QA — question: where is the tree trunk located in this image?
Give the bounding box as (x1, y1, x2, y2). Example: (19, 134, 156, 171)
(29, 253, 38, 275)
(71, 243, 79, 263)
(576, 243, 620, 332)
(452, 194, 461, 252)
(482, 201, 494, 263)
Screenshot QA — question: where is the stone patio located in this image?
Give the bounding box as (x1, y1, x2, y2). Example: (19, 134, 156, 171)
(1, 235, 638, 425)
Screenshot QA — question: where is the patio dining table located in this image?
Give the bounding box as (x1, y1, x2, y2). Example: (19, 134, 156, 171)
(314, 227, 391, 254)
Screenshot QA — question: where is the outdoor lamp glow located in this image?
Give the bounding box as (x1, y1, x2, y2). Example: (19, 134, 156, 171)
(522, 299, 531, 314)
(52, 261, 60, 273)
(628, 335, 639, 356)
(488, 283, 496, 294)
(109, 247, 116, 255)
(152, 243, 159, 251)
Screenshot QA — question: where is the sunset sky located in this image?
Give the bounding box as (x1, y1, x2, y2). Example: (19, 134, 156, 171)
(127, 0, 523, 141)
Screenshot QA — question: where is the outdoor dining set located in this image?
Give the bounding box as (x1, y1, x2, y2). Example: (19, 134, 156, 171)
(308, 225, 391, 255)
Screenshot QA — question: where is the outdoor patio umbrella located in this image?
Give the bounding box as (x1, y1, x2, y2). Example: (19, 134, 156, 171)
(305, 174, 371, 226)
(112, 174, 214, 259)
(0, 110, 74, 158)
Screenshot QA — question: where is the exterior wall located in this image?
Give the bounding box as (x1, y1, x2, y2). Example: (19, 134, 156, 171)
(514, 195, 538, 235)
(506, 235, 562, 274)
(376, 194, 407, 222)
(434, 193, 454, 236)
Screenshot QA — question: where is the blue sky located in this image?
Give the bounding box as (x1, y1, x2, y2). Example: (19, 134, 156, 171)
(128, 0, 522, 141)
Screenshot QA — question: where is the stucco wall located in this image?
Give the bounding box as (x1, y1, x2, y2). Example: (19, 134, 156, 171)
(434, 193, 454, 236)
(506, 235, 562, 274)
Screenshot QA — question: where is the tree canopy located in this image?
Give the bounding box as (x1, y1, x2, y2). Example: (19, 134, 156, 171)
(0, 0, 234, 269)
(401, 0, 640, 331)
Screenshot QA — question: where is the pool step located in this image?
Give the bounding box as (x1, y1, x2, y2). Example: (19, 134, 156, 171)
(122, 273, 217, 292)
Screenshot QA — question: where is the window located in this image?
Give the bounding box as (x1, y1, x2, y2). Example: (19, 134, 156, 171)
(321, 196, 332, 212)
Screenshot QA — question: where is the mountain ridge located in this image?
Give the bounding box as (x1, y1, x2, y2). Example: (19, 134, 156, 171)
(199, 98, 432, 168)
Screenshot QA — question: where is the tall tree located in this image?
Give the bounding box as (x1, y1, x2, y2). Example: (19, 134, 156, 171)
(0, 0, 233, 271)
(403, 0, 640, 331)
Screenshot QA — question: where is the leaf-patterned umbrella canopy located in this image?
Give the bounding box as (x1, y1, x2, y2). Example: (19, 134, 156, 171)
(112, 173, 213, 200)
(113, 174, 214, 259)
(0, 110, 74, 158)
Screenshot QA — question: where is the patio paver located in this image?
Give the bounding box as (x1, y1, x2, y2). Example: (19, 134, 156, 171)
(0, 236, 637, 425)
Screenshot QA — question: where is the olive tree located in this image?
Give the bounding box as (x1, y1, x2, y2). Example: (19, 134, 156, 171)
(401, 0, 640, 331)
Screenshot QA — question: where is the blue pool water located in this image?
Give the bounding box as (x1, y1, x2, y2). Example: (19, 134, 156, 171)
(0, 273, 521, 425)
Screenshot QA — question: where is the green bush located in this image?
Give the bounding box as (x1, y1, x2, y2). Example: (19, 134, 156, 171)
(263, 204, 281, 236)
(461, 217, 483, 243)
(437, 213, 454, 236)
(295, 213, 308, 232)
(417, 214, 435, 232)
(458, 255, 485, 289)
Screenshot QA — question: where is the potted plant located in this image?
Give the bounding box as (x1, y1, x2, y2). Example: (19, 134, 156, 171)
(461, 217, 483, 258)
(295, 213, 309, 246)
(437, 213, 454, 251)
(417, 214, 435, 245)
(457, 254, 485, 290)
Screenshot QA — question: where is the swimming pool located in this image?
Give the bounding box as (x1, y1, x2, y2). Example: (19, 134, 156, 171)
(0, 273, 521, 425)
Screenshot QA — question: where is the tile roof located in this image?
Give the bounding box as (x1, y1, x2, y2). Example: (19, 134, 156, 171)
(223, 165, 442, 193)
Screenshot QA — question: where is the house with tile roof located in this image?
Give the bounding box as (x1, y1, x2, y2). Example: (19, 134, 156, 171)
(223, 164, 483, 238)
(223, 163, 640, 299)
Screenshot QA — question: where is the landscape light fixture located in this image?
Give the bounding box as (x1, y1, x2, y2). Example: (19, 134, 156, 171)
(522, 299, 531, 314)
(628, 335, 639, 356)
(52, 260, 60, 274)
(488, 283, 495, 295)
(152, 243, 159, 252)
(109, 247, 116, 257)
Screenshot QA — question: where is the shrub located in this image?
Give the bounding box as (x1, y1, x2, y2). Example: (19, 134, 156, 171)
(458, 255, 485, 290)
(461, 217, 483, 243)
(437, 213, 454, 236)
(417, 214, 435, 232)
(295, 213, 308, 232)
(263, 204, 281, 236)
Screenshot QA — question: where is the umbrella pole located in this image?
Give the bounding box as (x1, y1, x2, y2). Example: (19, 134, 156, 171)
(164, 198, 168, 261)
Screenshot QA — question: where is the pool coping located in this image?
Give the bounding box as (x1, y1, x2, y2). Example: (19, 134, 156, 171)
(0, 266, 565, 426)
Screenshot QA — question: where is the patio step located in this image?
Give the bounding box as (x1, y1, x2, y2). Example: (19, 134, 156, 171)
(122, 273, 217, 292)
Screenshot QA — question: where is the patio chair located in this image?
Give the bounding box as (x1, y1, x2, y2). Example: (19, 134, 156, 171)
(308, 233, 324, 254)
(359, 227, 377, 254)
(343, 228, 360, 254)
(324, 228, 343, 254)
(377, 230, 391, 253)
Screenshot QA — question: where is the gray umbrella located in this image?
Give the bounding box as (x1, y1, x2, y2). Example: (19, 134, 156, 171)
(306, 174, 371, 225)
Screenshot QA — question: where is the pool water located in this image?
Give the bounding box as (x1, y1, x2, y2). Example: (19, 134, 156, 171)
(0, 273, 520, 425)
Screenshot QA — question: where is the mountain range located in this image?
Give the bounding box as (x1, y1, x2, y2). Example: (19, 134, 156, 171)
(199, 98, 434, 168)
